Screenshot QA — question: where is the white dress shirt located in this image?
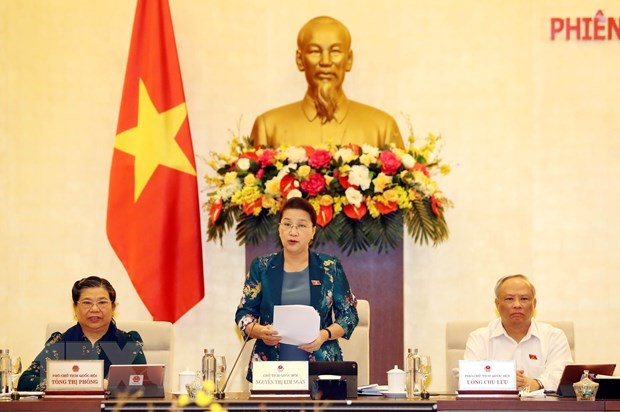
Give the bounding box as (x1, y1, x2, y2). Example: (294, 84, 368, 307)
(464, 318, 573, 391)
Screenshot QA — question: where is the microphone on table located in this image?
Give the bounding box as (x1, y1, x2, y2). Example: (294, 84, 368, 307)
(215, 322, 257, 400)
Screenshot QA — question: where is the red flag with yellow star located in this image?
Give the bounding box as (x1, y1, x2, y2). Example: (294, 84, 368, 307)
(107, 0, 204, 322)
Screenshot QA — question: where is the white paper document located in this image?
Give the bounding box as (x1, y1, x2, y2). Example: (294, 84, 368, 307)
(273, 305, 320, 345)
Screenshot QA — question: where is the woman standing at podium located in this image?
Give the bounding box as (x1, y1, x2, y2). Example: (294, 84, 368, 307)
(17, 276, 146, 391)
(235, 197, 359, 381)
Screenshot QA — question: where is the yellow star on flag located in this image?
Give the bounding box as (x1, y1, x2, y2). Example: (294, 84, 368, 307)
(114, 78, 196, 202)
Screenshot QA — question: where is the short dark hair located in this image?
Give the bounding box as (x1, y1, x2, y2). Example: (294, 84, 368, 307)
(279, 197, 317, 227)
(72, 276, 117, 304)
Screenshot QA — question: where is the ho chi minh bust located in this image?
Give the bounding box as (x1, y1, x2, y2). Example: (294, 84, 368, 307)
(250, 16, 404, 149)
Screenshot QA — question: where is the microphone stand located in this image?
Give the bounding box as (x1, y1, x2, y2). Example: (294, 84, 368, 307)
(215, 323, 256, 400)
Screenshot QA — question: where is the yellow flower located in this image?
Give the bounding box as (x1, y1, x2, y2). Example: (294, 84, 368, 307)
(244, 174, 256, 186)
(333, 195, 345, 214)
(372, 172, 392, 193)
(338, 165, 351, 175)
(359, 153, 377, 167)
(231, 185, 261, 205)
(319, 194, 334, 206)
(178, 394, 190, 407)
(275, 161, 284, 170)
(202, 379, 216, 393)
(264, 177, 281, 196)
(261, 195, 276, 209)
(195, 391, 212, 407)
(224, 171, 238, 185)
(367, 201, 380, 218)
(297, 165, 311, 178)
(392, 148, 405, 158)
(441, 164, 451, 175)
(275, 152, 288, 162)
(383, 189, 399, 202)
(210, 403, 228, 412)
(325, 175, 334, 185)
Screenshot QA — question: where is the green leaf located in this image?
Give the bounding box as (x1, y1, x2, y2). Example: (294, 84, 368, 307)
(206, 206, 240, 244)
(337, 214, 372, 256)
(405, 198, 449, 246)
(313, 216, 342, 248)
(363, 211, 404, 254)
(236, 213, 278, 246)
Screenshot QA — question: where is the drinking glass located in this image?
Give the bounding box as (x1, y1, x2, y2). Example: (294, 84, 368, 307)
(416, 355, 432, 398)
(215, 356, 227, 393)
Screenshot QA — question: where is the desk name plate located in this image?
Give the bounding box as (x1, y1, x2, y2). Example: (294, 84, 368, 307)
(252, 361, 308, 392)
(459, 360, 517, 391)
(45, 359, 104, 392)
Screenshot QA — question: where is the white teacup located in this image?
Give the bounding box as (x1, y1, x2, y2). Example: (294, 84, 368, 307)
(387, 365, 406, 393)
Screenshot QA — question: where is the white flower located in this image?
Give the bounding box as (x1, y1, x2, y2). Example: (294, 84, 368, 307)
(345, 187, 363, 207)
(217, 180, 241, 201)
(287, 189, 303, 199)
(277, 164, 298, 178)
(361, 144, 379, 157)
(347, 165, 371, 190)
(333, 148, 355, 163)
(286, 146, 308, 164)
(237, 158, 250, 171)
(401, 154, 415, 169)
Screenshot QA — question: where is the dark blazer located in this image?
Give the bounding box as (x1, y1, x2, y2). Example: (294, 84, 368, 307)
(235, 250, 359, 381)
(17, 322, 146, 391)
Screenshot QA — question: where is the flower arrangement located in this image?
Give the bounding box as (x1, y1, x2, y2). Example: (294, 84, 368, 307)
(204, 131, 451, 254)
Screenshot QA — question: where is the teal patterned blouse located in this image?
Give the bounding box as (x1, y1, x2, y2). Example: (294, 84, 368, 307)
(17, 321, 146, 391)
(235, 250, 359, 381)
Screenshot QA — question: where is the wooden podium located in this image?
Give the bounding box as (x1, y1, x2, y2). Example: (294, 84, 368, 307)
(245, 232, 403, 385)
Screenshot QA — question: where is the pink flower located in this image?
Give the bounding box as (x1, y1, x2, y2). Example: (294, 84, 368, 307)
(378, 150, 402, 175)
(300, 173, 326, 197)
(308, 149, 332, 169)
(258, 149, 277, 167)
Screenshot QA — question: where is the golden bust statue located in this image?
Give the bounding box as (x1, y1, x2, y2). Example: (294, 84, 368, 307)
(250, 16, 404, 148)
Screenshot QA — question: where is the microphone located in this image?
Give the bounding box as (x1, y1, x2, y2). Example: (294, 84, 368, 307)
(215, 322, 256, 400)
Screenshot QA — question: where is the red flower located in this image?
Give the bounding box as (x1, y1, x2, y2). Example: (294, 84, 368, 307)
(257, 149, 277, 167)
(300, 173, 326, 197)
(413, 162, 430, 177)
(279, 175, 298, 197)
(375, 200, 398, 215)
(317, 204, 334, 227)
(242, 198, 262, 216)
(343, 203, 367, 220)
(346, 144, 361, 156)
(431, 195, 442, 217)
(256, 168, 265, 180)
(334, 171, 356, 190)
(239, 151, 258, 161)
(378, 150, 402, 175)
(209, 198, 223, 224)
(308, 149, 332, 169)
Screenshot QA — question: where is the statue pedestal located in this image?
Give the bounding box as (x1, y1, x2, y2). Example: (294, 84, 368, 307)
(245, 236, 403, 385)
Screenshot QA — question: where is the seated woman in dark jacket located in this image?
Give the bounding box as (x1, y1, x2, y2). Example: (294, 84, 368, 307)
(18, 276, 146, 391)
